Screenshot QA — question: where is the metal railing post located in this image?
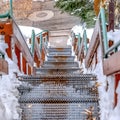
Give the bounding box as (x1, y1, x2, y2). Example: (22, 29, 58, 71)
(31, 30, 35, 57)
(83, 29, 88, 55)
(78, 33, 81, 50)
(10, 0, 13, 17)
(100, 7, 108, 54)
(40, 34, 43, 51)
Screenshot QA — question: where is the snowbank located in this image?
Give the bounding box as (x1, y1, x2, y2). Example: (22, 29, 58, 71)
(72, 25, 93, 40)
(19, 25, 42, 39)
(109, 81, 120, 120)
(72, 25, 120, 120)
(0, 41, 21, 120)
(107, 29, 120, 43)
(0, 25, 42, 120)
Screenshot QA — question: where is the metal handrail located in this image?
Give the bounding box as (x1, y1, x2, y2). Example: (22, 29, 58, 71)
(35, 30, 49, 51)
(40, 33, 43, 51)
(10, 0, 13, 17)
(99, 7, 120, 58)
(0, 0, 13, 18)
(99, 7, 108, 55)
(35, 30, 48, 37)
(105, 40, 120, 55)
(12, 18, 33, 56)
(12, 17, 34, 65)
(0, 11, 10, 18)
(83, 29, 88, 55)
(31, 30, 35, 56)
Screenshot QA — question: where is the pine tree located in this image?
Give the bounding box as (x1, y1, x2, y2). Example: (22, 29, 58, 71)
(54, 0, 96, 27)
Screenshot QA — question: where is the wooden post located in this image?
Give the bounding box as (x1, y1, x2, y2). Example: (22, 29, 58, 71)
(26, 63, 28, 75)
(108, 0, 114, 31)
(4, 35, 12, 59)
(73, 38, 78, 51)
(114, 73, 120, 107)
(28, 64, 32, 75)
(34, 52, 40, 67)
(20, 53, 23, 73)
(22, 55, 27, 74)
(15, 45, 21, 70)
(41, 48, 45, 65)
(0, 22, 13, 59)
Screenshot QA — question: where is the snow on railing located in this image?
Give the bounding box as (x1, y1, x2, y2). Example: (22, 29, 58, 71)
(72, 6, 120, 68)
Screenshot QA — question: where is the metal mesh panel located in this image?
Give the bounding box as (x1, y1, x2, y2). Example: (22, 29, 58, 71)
(18, 75, 97, 85)
(20, 102, 100, 120)
(19, 82, 99, 102)
(19, 46, 100, 120)
(19, 78, 99, 120)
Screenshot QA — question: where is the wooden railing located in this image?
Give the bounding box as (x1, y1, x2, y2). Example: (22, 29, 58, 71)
(12, 18, 34, 65)
(72, 7, 120, 76)
(0, 17, 49, 74)
(72, 28, 88, 63)
(30, 29, 49, 67)
(35, 30, 49, 51)
(85, 20, 100, 68)
(0, 3, 49, 75)
(77, 34, 84, 62)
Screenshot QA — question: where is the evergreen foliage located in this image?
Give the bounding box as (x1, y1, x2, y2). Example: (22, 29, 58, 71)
(55, 0, 96, 27)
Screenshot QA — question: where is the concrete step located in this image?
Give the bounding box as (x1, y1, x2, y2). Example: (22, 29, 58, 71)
(48, 47, 72, 52)
(47, 55, 75, 62)
(48, 51, 72, 56)
(42, 61, 79, 68)
(49, 30, 70, 37)
(47, 47, 72, 56)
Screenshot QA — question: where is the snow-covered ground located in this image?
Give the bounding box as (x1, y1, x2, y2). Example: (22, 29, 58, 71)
(19, 26, 42, 39)
(0, 40, 21, 120)
(72, 26, 120, 120)
(0, 26, 42, 120)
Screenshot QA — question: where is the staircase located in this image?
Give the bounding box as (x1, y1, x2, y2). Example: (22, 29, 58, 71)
(18, 46, 100, 120)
